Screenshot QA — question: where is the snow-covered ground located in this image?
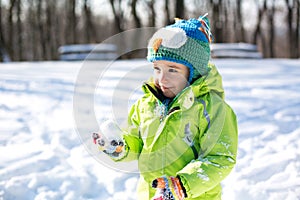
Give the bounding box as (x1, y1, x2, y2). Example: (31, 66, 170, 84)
(0, 59, 299, 200)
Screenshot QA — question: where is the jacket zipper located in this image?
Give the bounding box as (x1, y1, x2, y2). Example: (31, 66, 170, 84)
(161, 108, 181, 175)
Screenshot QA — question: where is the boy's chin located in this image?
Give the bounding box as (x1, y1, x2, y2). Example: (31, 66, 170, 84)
(162, 91, 176, 98)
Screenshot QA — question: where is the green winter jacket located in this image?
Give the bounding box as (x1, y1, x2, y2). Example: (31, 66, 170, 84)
(120, 63, 238, 200)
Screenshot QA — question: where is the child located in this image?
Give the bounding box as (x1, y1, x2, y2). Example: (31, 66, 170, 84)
(92, 14, 238, 200)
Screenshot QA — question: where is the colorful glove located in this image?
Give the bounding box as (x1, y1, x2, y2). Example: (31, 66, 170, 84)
(92, 120, 125, 159)
(151, 175, 186, 200)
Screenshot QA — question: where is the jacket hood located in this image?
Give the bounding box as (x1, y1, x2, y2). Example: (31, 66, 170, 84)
(191, 62, 224, 100)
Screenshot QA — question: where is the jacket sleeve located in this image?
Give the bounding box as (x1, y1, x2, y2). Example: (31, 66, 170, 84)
(118, 99, 144, 162)
(177, 93, 238, 198)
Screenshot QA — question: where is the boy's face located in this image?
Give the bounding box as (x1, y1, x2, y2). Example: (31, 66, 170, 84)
(153, 60, 189, 98)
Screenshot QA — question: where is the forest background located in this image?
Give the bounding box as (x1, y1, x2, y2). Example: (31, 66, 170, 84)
(0, 0, 299, 62)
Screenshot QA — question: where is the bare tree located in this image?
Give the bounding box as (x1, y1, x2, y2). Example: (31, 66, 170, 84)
(283, 0, 300, 58)
(222, 0, 230, 42)
(131, 0, 142, 28)
(286, 0, 300, 58)
(66, 0, 77, 44)
(235, 0, 245, 42)
(296, 0, 300, 57)
(37, 0, 47, 60)
(8, 0, 17, 60)
(253, 0, 268, 57)
(146, 0, 156, 27)
(164, 0, 171, 25)
(54, 1, 64, 56)
(109, 0, 124, 33)
(210, 0, 224, 43)
(27, 0, 38, 60)
(175, 0, 185, 18)
(16, 0, 23, 60)
(0, 0, 10, 61)
(285, 0, 293, 57)
(45, 0, 56, 59)
(267, 0, 276, 57)
(83, 0, 97, 43)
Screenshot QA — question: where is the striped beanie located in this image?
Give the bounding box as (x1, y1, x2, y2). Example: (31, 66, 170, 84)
(147, 14, 213, 82)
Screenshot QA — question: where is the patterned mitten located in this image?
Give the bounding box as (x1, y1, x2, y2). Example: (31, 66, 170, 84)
(151, 175, 186, 200)
(92, 120, 125, 159)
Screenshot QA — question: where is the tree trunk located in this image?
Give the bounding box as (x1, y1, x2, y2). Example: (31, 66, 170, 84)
(268, 0, 276, 57)
(16, 0, 22, 60)
(83, 0, 97, 43)
(8, 0, 17, 60)
(28, 0, 38, 60)
(37, 0, 47, 60)
(210, 0, 223, 43)
(0, 0, 10, 61)
(175, 0, 185, 18)
(164, 0, 171, 25)
(71, 0, 77, 43)
(45, 1, 54, 60)
(253, 0, 268, 57)
(131, 0, 142, 28)
(54, 1, 62, 59)
(66, 0, 77, 44)
(48, 0, 59, 60)
(147, 0, 156, 27)
(223, 0, 229, 42)
(236, 0, 245, 42)
(295, 0, 300, 57)
(285, 0, 293, 57)
(109, 0, 123, 33)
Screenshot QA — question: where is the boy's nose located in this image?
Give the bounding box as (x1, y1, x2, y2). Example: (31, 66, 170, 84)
(159, 71, 168, 83)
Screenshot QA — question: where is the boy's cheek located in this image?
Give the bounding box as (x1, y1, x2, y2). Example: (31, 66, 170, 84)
(154, 80, 160, 89)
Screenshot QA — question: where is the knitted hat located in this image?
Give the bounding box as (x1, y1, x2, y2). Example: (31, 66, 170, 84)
(147, 14, 213, 82)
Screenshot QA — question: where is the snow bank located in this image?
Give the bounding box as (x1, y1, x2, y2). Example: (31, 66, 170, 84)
(0, 59, 299, 199)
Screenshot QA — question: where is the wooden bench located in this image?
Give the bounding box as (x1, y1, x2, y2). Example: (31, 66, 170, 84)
(58, 43, 118, 61)
(211, 43, 263, 59)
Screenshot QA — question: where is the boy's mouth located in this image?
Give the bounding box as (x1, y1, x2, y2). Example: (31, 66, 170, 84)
(161, 87, 174, 94)
(161, 86, 176, 95)
(161, 86, 169, 90)
(160, 84, 172, 90)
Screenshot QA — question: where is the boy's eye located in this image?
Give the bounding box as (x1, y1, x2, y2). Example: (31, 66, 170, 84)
(153, 66, 161, 71)
(169, 68, 178, 72)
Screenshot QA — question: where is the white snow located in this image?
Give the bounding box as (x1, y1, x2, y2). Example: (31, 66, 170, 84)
(0, 59, 300, 200)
